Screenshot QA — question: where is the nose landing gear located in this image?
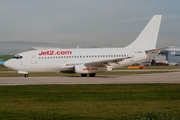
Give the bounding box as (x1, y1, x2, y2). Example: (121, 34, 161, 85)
(18, 71, 28, 78)
(24, 74, 29, 78)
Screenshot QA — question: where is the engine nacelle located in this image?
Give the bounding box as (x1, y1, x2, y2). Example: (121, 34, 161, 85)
(74, 64, 113, 74)
(61, 66, 75, 73)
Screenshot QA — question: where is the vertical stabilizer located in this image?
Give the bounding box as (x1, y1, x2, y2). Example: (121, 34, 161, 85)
(125, 15, 162, 50)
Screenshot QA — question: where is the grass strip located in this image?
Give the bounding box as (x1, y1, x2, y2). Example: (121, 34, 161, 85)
(0, 84, 180, 119)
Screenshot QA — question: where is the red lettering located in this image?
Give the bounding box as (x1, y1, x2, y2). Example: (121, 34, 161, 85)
(61, 51, 65, 55)
(83, 68, 98, 71)
(56, 51, 61, 55)
(65, 51, 72, 55)
(47, 51, 49, 55)
(90, 68, 98, 70)
(39, 51, 43, 56)
(38, 50, 72, 56)
(43, 51, 47, 55)
(49, 50, 54, 55)
(83, 68, 89, 71)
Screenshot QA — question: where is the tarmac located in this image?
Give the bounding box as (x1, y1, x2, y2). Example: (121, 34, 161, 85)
(0, 72, 180, 86)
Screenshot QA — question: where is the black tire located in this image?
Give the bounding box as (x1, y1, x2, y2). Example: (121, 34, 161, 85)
(24, 74, 28, 78)
(81, 74, 88, 77)
(89, 73, 96, 77)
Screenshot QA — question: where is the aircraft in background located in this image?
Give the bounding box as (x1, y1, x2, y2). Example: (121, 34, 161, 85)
(4, 15, 172, 77)
(0, 61, 4, 66)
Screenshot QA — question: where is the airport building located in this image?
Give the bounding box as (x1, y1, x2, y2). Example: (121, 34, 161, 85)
(158, 48, 180, 64)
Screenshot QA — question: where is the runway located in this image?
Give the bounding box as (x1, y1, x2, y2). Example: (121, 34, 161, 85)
(0, 72, 180, 85)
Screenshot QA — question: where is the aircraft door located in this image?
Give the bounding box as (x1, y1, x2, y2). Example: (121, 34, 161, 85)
(129, 51, 135, 63)
(31, 53, 37, 64)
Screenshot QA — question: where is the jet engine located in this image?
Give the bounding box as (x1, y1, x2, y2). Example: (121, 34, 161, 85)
(73, 64, 113, 74)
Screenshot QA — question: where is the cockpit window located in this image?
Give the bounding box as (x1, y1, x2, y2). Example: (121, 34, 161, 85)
(13, 55, 23, 59)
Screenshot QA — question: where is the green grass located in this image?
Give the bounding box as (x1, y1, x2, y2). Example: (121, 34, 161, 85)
(0, 84, 180, 119)
(0, 66, 10, 71)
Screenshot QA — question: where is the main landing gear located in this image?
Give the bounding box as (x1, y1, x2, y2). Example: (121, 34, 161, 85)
(81, 73, 96, 77)
(24, 74, 29, 78)
(81, 74, 87, 77)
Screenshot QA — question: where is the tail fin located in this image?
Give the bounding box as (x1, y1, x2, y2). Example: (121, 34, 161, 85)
(125, 15, 162, 50)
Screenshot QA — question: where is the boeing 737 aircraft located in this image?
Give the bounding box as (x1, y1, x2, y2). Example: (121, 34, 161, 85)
(3, 15, 172, 77)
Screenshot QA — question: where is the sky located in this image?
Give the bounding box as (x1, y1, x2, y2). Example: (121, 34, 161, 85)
(0, 0, 180, 54)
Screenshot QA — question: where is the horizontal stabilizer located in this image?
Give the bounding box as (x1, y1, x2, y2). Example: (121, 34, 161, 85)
(146, 46, 174, 53)
(145, 46, 174, 59)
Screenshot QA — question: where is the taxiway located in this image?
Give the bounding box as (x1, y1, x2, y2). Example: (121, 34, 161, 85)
(0, 72, 180, 86)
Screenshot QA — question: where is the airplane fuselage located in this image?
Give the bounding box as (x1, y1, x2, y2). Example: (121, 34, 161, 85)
(5, 48, 147, 74)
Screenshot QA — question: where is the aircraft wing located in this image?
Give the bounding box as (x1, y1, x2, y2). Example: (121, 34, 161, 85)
(84, 57, 132, 67)
(65, 57, 132, 67)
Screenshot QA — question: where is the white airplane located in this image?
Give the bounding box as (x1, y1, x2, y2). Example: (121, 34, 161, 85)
(4, 15, 172, 77)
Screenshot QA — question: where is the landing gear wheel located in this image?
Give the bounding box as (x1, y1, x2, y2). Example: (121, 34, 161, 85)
(89, 73, 96, 77)
(24, 74, 29, 78)
(81, 74, 87, 77)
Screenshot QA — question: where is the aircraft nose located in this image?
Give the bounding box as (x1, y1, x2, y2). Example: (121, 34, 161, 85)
(4, 59, 21, 71)
(4, 60, 13, 68)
